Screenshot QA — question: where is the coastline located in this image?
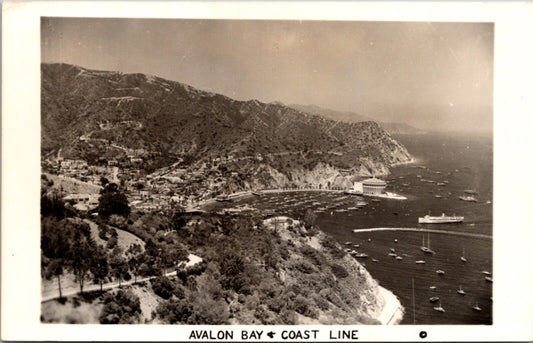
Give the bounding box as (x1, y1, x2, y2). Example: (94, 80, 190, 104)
(377, 285, 405, 325)
(390, 156, 419, 167)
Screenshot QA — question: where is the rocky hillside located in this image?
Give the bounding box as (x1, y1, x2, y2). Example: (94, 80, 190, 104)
(42, 210, 402, 324)
(42, 63, 411, 179)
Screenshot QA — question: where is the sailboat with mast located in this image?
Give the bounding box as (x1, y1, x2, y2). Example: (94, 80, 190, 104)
(461, 246, 467, 263)
(433, 300, 445, 313)
(420, 233, 435, 254)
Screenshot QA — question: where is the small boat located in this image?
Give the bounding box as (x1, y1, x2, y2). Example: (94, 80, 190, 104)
(429, 297, 440, 303)
(388, 252, 397, 257)
(371, 199, 381, 203)
(396, 256, 403, 261)
(485, 276, 493, 283)
(420, 234, 436, 254)
(433, 302, 445, 313)
(367, 238, 371, 242)
(345, 241, 352, 245)
(482, 270, 491, 275)
(252, 191, 262, 196)
(435, 195, 443, 198)
(457, 286, 466, 295)
(355, 253, 368, 258)
(390, 248, 396, 253)
(353, 244, 360, 248)
(459, 195, 478, 202)
(472, 302, 482, 312)
(429, 286, 437, 291)
(372, 258, 379, 263)
(464, 189, 479, 194)
(436, 270, 445, 275)
(415, 260, 426, 264)
(461, 247, 467, 263)
(394, 239, 398, 243)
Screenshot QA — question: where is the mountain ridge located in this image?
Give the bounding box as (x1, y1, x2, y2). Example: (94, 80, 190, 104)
(41, 63, 412, 191)
(289, 103, 426, 135)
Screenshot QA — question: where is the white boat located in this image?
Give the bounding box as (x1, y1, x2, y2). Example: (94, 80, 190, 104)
(459, 195, 478, 202)
(433, 301, 445, 313)
(482, 270, 491, 276)
(461, 246, 467, 263)
(372, 258, 379, 263)
(436, 270, 445, 275)
(419, 213, 464, 224)
(396, 256, 403, 261)
(472, 302, 482, 312)
(485, 276, 493, 283)
(420, 234, 436, 254)
(355, 253, 368, 258)
(457, 286, 466, 295)
(388, 252, 397, 257)
(429, 296, 439, 303)
(429, 286, 437, 291)
(415, 260, 426, 264)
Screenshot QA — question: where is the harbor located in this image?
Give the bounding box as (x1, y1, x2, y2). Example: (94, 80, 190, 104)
(211, 132, 493, 324)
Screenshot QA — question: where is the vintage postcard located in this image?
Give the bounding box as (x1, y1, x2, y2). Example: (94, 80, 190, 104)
(2, 1, 532, 341)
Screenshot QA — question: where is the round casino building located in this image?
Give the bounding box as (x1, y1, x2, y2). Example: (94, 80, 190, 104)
(362, 177, 387, 195)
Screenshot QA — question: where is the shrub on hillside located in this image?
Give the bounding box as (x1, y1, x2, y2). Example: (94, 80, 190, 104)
(299, 245, 322, 266)
(99, 290, 141, 324)
(156, 298, 193, 324)
(151, 276, 177, 300)
(330, 263, 349, 279)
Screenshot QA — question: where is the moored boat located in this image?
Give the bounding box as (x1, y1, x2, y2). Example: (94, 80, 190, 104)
(429, 296, 439, 303)
(433, 301, 445, 312)
(457, 286, 466, 295)
(419, 213, 464, 224)
(459, 195, 478, 202)
(472, 302, 482, 312)
(436, 269, 445, 275)
(415, 260, 426, 264)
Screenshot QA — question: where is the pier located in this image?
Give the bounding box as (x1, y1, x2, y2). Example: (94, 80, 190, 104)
(352, 227, 492, 240)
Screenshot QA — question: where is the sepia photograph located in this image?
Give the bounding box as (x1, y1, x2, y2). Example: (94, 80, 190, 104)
(39, 17, 493, 326)
(2, 1, 533, 341)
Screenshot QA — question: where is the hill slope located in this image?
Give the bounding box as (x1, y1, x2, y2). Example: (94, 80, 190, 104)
(42, 63, 411, 189)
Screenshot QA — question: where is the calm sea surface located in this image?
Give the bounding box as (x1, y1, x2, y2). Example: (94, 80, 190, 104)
(211, 133, 493, 324)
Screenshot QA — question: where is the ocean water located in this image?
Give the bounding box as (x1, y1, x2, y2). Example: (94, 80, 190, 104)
(213, 133, 493, 324)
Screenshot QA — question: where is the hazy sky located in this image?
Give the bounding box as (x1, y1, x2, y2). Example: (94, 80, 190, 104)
(42, 18, 493, 133)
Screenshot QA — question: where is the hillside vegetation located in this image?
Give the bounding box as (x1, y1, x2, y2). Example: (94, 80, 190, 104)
(41, 181, 388, 324)
(42, 63, 411, 178)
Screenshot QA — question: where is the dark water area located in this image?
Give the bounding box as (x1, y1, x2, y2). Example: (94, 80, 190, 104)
(210, 133, 493, 324)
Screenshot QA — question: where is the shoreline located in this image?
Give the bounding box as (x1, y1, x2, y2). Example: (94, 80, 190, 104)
(390, 156, 419, 168)
(377, 285, 404, 325)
